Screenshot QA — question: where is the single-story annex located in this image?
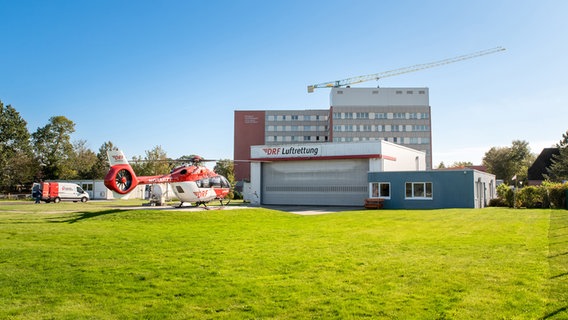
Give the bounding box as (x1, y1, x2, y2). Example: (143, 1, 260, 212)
(368, 169, 496, 209)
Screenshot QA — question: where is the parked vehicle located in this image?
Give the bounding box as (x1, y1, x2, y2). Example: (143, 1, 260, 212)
(32, 182, 90, 203)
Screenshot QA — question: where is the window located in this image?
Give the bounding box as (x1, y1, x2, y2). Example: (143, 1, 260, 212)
(412, 125, 430, 132)
(405, 182, 433, 199)
(370, 182, 390, 198)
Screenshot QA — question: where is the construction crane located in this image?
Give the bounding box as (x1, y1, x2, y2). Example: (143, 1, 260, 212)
(307, 46, 506, 93)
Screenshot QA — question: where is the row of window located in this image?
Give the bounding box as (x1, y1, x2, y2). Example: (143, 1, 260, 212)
(335, 90, 426, 95)
(333, 137, 430, 144)
(267, 125, 328, 132)
(332, 112, 429, 120)
(267, 136, 328, 142)
(333, 124, 430, 132)
(267, 114, 328, 121)
(371, 182, 433, 199)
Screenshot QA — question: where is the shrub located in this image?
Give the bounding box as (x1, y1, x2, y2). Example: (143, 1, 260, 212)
(516, 186, 544, 208)
(492, 182, 567, 209)
(543, 181, 568, 209)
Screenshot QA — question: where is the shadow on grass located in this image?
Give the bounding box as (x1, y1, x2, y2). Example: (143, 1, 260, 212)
(52, 209, 127, 224)
(548, 251, 568, 259)
(550, 272, 568, 280)
(541, 306, 568, 319)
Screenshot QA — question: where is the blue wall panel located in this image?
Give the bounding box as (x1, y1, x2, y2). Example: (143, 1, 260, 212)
(368, 171, 476, 209)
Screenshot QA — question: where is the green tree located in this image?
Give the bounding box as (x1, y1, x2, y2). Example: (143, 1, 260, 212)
(509, 140, 535, 182)
(62, 140, 98, 179)
(546, 130, 568, 182)
(131, 146, 170, 176)
(0, 101, 34, 191)
(450, 161, 473, 168)
(483, 140, 535, 184)
(31, 116, 75, 180)
(214, 159, 235, 199)
(90, 141, 118, 179)
(483, 146, 513, 180)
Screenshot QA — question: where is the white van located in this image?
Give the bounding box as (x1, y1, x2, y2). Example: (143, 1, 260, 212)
(32, 182, 90, 203)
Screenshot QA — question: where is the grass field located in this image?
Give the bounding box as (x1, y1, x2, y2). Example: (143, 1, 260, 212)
(0, 201, 567, 319)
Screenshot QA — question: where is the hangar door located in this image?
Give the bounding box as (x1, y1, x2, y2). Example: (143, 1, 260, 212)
(262, 159, 369, 206)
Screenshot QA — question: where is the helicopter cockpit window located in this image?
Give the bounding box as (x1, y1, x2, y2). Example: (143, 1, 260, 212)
(196, 178, 210, 188)
(220, 176, 230, 188)
(209, 176, 221, 188)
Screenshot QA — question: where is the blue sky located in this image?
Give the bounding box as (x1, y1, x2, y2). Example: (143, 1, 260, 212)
(1, 0, 567, 166)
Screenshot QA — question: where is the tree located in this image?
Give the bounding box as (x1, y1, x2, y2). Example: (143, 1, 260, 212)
(214, 159, 235, 199)
(483, 140, 535, 183)
(509, 140, 535, 181)
(62, 140, 98, 179)
(90, 141, 118, 179)
(546, 130, 568, 182)
(436, 162, 446, 169)
(0, 101, 34, 191)
(31, 116, 75, 180)
(450, 161, 473, 168)
(131, 146, 170, 176)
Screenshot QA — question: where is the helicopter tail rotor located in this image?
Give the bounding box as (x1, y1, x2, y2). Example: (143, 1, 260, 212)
(104, 150, 140, 194)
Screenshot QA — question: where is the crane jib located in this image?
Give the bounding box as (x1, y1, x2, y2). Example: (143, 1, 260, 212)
(307, 46, 505, 92)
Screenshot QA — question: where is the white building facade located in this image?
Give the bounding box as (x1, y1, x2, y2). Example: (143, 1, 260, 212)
(330, 87, 432, 169)
(244, 141, 425, 206)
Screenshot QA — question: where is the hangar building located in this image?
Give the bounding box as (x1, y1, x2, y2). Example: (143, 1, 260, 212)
(243, 140, 425, 206)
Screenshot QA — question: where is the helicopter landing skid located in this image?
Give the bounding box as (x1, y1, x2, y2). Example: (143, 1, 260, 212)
(219, 199, 231, 206)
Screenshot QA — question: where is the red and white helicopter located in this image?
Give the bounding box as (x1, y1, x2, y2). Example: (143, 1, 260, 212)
(104, 150, 231, 208)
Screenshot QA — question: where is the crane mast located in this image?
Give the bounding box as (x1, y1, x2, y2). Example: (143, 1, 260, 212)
(307, 47, 506, 93)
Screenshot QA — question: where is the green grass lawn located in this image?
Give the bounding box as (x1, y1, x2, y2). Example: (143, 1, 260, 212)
(0, 202, 566, 319)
